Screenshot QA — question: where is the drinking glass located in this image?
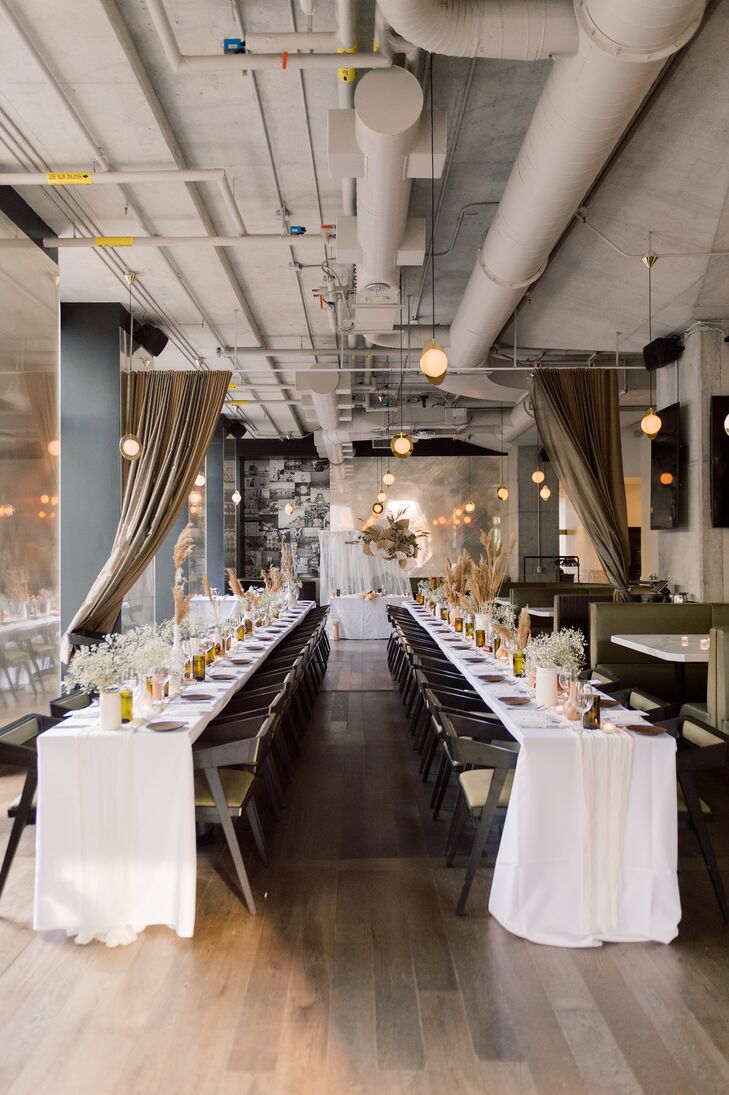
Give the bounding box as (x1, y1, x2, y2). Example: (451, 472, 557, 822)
(572, 681, 594, 730)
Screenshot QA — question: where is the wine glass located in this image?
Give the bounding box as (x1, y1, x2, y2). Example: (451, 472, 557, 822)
(571, 681, 593, 731)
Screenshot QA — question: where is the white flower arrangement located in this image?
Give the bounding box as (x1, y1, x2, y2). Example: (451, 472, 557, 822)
(64, 623, 174, 694)
(492, 602, 517, 633)
(524, 627, 585, 676)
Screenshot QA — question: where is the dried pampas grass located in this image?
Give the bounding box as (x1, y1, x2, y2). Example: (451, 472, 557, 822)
(442, 550, 471, 604)
(467, 529, 515, 610)
(173, 583, 191, 625)
(516, 607, 531, 651)
(173, 524, 195, 581)
(227, 568, 244, 599)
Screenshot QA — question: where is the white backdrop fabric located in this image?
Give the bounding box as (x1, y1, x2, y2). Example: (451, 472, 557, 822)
(319, 530, 411, 604)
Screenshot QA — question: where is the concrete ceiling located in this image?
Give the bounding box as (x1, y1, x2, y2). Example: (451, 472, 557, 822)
(0, 0, 727, 439)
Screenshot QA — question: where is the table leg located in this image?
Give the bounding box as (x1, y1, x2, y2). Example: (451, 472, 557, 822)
(674, 662, 685, 716)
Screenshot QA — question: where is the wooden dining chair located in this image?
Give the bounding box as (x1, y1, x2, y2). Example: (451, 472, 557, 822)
(49, 689, 92, 720)
(0, 713, 58, 901)
(192, 711, 280, 915)
(441, 711, 520, 916)
(661, 714, 729, 924)
(607, 687, 671, 723)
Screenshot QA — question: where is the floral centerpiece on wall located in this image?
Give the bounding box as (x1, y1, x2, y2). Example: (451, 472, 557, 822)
(349, 510, 428, 570)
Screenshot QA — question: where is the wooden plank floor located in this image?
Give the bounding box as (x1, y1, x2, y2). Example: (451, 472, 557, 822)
(2, 639, 729, 1094)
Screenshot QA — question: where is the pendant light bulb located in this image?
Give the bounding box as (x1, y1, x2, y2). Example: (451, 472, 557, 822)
(420, 339, 448, 384)
(231, 490, 241, 505)
(119, 433, 142, 461)
(539, 484, 552, 501)
(383, 469, 395, 487)
(496, 485, 509, 502)
(724, 413, 729, 437)
(531, 469, 545, 485)
(464, 500, 475, 514)
(640, 408, 662, 440)
(377, 490, 387, 503)
(194, 473, 206, 487)
(372, 501, 384, 515)
(391, 432, 414, 459)
(284, 502, 294, 515)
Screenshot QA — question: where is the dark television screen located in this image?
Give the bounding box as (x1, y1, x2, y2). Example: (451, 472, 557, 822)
(710, 395, 729, 527)
(650, 402, 680, 531)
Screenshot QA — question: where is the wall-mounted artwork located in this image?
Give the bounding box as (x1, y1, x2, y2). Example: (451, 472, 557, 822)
(241, 457, 330, 577)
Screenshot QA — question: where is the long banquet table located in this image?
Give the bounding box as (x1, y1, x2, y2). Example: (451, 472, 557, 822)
(331, 592, 409, 640)
(404, 601, 681, 947)
(33, 601, 314, 947)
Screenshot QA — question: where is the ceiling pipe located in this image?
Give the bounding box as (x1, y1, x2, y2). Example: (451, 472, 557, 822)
(144, 0, 389, 73)
(376, 0, 704, 399)
(377, 0, 578, 60)
(4, 233, 327, 250)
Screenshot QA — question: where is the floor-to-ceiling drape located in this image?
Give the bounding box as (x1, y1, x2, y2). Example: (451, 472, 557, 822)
(529, 369, 631, 602)
(319, 530, 411, 603)
(63, 369, 230, 648)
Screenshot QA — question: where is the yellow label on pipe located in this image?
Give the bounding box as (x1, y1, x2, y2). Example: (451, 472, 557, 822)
(227, 399, 250, 405)
(337, 43, 357, 83)
(94, 236, 135, 247)
(47, 171, 93, 185)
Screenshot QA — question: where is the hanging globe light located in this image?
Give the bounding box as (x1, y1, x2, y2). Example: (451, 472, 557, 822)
(383, 468, 395, 487)
(496, 485, 509, 502)
(391, 432, 414, 458)
(531, 468, 545, 485)
(724, 413, 729, 436)
(464, 500, 476, 514)
(47, 439, 61, 457)
(377, 490, 387, 503)
(284, 502, 294, 515)
(231, 490, 242, 505)
(463, 514, 472, 525)
(372, 501, 384, 515)
(420, 338, 448, 383)
(119, 433, 142, 461)
(194, 472, 206, 487)
(659, 472, 673, 487)
(640, 408, 662, 440)
(539, 484, 552, 501)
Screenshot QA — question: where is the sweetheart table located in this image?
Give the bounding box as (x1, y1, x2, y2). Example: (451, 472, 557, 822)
(330, 593, 409, 640)
(405, 602, 680, 947)
(33, 602, 313, 946)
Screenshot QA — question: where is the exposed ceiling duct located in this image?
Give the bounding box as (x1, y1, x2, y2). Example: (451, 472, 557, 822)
(377, 0, 705, 399)
(330, 64, 446, 333)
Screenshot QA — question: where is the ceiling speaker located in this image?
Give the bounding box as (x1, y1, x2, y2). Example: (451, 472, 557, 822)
(225, 421, 248, 440)
(134, 322, 168, 357)
(643, 336, 683, 371)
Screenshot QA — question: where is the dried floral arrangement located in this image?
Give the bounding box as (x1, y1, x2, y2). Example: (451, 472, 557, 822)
(467, 529, 515, 612)
(261, 564, 284, 593)
(442, 550, 471, 606)
(5, 565, 29, 604)
(171, 524, 194, 626)
(348, 510, 428, 570)
(227, 568, 245, 600)
(280, 540, 302, 591)
(516, 607, 531, 652)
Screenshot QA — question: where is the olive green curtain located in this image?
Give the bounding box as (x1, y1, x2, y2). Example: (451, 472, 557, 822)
(63, 369, 230, 648)
(529, 369, 631, 603)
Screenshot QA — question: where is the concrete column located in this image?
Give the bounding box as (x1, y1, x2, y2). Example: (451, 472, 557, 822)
(205, 420, 225, 591)
(516, 446, 559, 581)
(656, 325, 729, 601)
(60, 303, 124, 632)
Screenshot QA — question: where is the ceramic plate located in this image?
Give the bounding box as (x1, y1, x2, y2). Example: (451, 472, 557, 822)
(209, 673, 235, 681)
(147, 719, 186, 732)
(180, 692, 214, 701)
(499, 696, 530, 706)
(474, 672, 505, 683)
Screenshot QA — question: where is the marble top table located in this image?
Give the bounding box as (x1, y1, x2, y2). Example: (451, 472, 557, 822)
(611, 633, 709, 711)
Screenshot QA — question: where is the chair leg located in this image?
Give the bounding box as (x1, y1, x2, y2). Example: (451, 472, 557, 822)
(0, 769, 36, 900)
(245, 799, 269, 867)
(680, 772, 729, 924)
(204, 767, 256, 915)
(421, 729, 440, 782)
(261, 759, 284, 816)
(445, 790, 467, 866)
(456, 772, 506, 916)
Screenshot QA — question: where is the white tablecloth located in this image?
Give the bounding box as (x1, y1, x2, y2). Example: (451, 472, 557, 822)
(331, 594, 408, 640)
(33, 603, 314, 946)
(188, 595, 240, 626)
(405, 602, 680, 947)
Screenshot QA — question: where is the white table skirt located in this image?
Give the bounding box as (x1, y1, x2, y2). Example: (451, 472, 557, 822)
(33, 603, 314, 946)
(331, 594, 408, 640)
(405, 603, 680, 947)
